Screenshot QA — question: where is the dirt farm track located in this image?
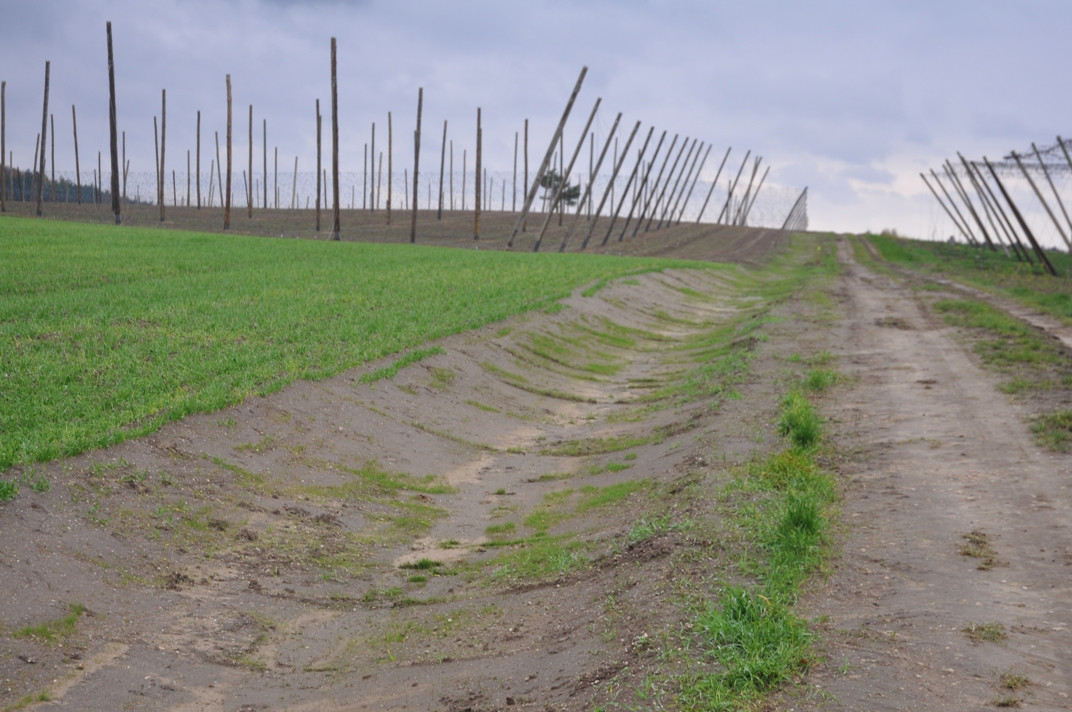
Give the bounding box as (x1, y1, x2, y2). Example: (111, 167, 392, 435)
(1, 207, 1070, 711)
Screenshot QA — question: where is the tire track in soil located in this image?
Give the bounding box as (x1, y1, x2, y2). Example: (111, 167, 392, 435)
(786, 238, 1072, 710)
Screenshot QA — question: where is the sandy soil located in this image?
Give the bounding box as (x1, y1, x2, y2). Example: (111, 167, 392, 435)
(2, 219, 1070, 711)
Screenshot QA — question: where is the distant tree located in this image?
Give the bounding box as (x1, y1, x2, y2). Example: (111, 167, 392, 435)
(538, 170, 581, 209)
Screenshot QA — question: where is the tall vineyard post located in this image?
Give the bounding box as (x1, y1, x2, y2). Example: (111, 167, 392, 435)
(509, 66, 587, 247)
(410, 86, 422, 243)
(224, 74, 232, 230)
(35, 61, 49, 216)
(534, 96, 600, 252)
(107, 21, 120, 223)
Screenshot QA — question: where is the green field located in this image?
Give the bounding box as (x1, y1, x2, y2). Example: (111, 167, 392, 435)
(0, 217, 698, 472)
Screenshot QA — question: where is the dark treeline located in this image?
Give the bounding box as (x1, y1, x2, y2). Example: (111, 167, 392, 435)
(0, 166, 150, 206)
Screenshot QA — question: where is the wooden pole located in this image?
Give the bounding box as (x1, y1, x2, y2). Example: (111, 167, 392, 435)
(959, 157, 1017, 258)
(207, 159, 215, 208)
(943, 161, 993, 248)
(50, 114, 55, 202)
(633, 132, 677, 236)
(72, 105, 82, 203)
(247, 104, 253, 217)
(362, 143, 367, 209)
(559, 111, 621, 252)
(512, 130, 518, 212)
(330, 37, 340, 240)
(474, 108, 480, 239)
(387, 111, 393, 224)
(983, 156, 1055, 274)
(34, 61, 49, 216)
(262, 118, 267, 210)
(966, 160, 1030, 260)
(291, 156, 298, 209)
(676, 143, 711, 224)
(224, 74, 232, 230)
(928, 168, 977, 245)
(159, 89, 166, 221)
(215, 131, 223, 206)
(315, 99, 321, 232)
(740, 164, 769, 226)
(617, 129, 666, 241)
(106, 21, 121, 223)
(661, 139, 700, 229)
(534, 97, 600, 252)
(580, 120, 639, 250)
(437, 118, 446, 219)
(1033, 142, 1072, 240)
(717, 149, 750, 224)
(594, 124, 651, 248)
(652, 137, 697, 231)
(734, 156, 762, 226)
(0, 80, 5, 212)
(1011, 150, 1072, 251)
(523, 119, 528, 230)
(410, 86, 422, 243)
(508, 66, 587, 247)
(195, 110, 201, 208)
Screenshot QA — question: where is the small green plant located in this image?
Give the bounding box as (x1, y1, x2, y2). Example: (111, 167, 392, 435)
(963, 621, 1006, 642)
(999, 670, 1030, 690)
(802, 368, 839, 391)
(1030, 410, 1072, 452)
(13, 603, 87, 644)
(960, 530, 998, 570)
(778, 389, 822, 450)
(30, 475, 51, 493)
(0, 479, 19, 501)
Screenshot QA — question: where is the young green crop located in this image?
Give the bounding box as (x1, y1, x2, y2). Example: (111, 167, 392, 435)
(0, 217, 694, 473)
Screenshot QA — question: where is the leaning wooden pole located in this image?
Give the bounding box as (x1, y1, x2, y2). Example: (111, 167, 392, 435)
(717, 149, 750, 224)
(674, 142, 711, 224)
(984, 156, 1055, 275)
(960, 157, 1017, 258)
(930, 168, 977, 246)
(596, 124, 653, 248)
(943, 161, 993, 249)
(697, 148, 730, 223)
(508, 66, 588, 247)
(1032, 142, 1072, 243)
(35, 61, 50, 217)
(560, 111, 621, 252)
(968, 160, 1030, 261)
(921, 172, 975, 245)
(330, 37, 340, 240)
(106, 22, 121, 223)
(534, 97, 601, 252)
(224, 75, 232, 230)
(1011, 151, 1072, 252)
(410, 86, 422, 243)
(618, 129, 667, 241)
(72, 105, 82, 204)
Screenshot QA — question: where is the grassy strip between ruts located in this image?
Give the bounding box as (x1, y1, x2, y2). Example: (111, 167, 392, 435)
(673, 386, 836, 711)
(863, 233, 1072, 320)
(0, 216, 705, 474)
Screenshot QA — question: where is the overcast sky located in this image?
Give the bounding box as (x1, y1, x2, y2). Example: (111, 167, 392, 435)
(1, 0, 1070, 241)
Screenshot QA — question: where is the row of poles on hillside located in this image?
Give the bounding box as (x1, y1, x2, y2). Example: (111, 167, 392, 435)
(0, 25, 803, 251)
(922, 137, 1072, 275)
